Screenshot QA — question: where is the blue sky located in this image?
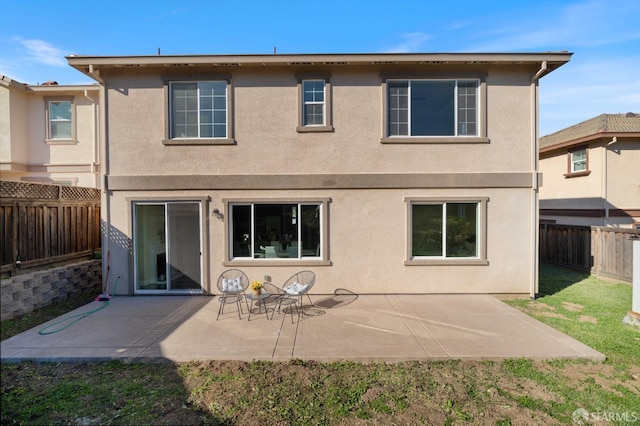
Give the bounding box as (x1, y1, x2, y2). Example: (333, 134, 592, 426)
(1, 0, 639, 136)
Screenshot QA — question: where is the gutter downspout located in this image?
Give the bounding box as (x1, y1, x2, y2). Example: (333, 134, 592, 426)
(87, 65, 112, 295)
(602, 137, 617, 226)
(83, 90, 98, 181)
(530, 61, 547, 299)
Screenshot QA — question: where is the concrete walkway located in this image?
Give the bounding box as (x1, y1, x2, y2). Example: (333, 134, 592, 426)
(1, 293, 605, 363)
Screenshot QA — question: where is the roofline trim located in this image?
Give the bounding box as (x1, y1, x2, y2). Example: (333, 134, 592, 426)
(26, 84, 100, 92)
(539, 131, 640, 153)
(67, 52, 573, 68)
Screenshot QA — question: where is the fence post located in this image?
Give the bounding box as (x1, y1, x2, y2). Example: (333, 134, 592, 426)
(592, 227, 600, 277)
(11, 201, 18, 276)
(633, 240, 639, 315)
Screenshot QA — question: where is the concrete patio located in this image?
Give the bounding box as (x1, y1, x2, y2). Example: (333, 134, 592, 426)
(0, 293, 605, 363)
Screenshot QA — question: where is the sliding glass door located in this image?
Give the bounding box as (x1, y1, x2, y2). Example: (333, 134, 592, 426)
(134, 202, 202, 293)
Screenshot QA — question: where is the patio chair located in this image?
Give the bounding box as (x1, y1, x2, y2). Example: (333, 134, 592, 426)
(262, 282, 299, 323)
(281, 270, 315, 316)
(216, 269, 250, 320)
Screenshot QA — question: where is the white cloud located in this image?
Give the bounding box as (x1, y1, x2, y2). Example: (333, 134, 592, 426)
(539, 55, 640, 135)
(470, 0, 640, 51)
(15, 38, 68, 67)
(385, 32, 432, 53)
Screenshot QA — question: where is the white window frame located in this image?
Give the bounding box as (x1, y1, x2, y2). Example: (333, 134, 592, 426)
(387, 79, 479, 137)
(381, 75, 488, 144)
(405, 196, 488, 266)
(169, 81, 227, 139)
(570, 148, 587, 173)
(131, 199, 205, 294)
(296, 75, 333, 133)
(223, 198, 331, 266)
(163, 76, 234, 145)
(302, 79, 326, 126)
(44, 96, 76, 143)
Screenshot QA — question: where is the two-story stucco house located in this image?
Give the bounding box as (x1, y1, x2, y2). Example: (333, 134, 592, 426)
(539, 113, 640, 228)
(0, 76, 101, 188)
(67, 52, 571, 298)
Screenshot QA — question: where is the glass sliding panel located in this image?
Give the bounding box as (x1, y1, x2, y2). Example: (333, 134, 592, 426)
(411, 81, 455, 136)
(253, 204, 298, 258)
(134, 204, 167, 290)
(231, 205, 252, 258)
(445, 203, 477, 257)
(412, 204, 443, 257)
(167, 203, 201, 290)
(301, 204, 321, 257)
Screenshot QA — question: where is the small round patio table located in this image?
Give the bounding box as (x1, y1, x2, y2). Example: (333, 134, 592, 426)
(245, 292, 272, 321)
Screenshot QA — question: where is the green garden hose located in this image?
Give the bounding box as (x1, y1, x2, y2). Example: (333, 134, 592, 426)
(38, 276, 120, 335)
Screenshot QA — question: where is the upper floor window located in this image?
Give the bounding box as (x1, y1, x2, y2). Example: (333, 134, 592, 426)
(170, 81, 227, 138)
(45, 97, 76, 143)
(570, 148, 587, 172)
(297, 75, 333, 133)
(565, 147, 590, 177)
(388, 79, 478, 137)
(302, 80, 325, 126)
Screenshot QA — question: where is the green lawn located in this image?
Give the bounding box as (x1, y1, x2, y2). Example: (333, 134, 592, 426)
(2, 265, 639, 425)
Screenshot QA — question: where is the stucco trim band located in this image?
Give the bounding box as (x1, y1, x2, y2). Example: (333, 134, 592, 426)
(107, 172, 534, 191)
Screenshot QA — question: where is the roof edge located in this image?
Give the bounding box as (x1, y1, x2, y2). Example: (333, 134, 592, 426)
(67, 51, 573, 66)
(539, 131, 640, 153)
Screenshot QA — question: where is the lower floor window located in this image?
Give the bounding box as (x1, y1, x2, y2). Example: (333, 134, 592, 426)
(410, 201, 480, 259)
(230, 202, 322, 259)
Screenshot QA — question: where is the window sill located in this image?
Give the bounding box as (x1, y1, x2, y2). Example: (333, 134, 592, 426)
(162, 138, 236, 146)
(296, 125, 334, 133)
(563, 170, 591, 178)
(381, 136, 490, 144)
(45, 139, 78, 145)
(405, 258, 489, 266)
(223, 259, 332, 267)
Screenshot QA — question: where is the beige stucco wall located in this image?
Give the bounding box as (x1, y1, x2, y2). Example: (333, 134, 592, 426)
(105, 187, 534, 295)
(540, 143, 604, 204)
(103, 66, 536, 177)
(100, 63, 540, 295)
(0, 81, 30, 179)
(0, 81, 99, 187)
(606, 139, 640, 211)
(24, 89, 99, 188)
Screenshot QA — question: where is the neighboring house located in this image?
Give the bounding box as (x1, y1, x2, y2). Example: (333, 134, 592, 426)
(0, 76, 100, 188)
(67, 52, 571, 297)
(539, 113, 640, 228)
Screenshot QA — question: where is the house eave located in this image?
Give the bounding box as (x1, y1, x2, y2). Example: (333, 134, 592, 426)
(539, 131, 640, 154)
(26, 84, 100, 93)
(67, 52, 572, 81)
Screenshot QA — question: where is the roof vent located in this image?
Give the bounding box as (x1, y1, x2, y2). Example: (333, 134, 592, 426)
(625, 112, 636, 117)
(42, 81, 58, 86)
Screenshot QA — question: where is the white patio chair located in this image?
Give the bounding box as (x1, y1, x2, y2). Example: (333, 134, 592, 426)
(216, 269, 250, 320)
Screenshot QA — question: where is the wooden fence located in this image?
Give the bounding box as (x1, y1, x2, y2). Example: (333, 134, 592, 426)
(539, 223, 639, 283)
(0, 181, 101, 276)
